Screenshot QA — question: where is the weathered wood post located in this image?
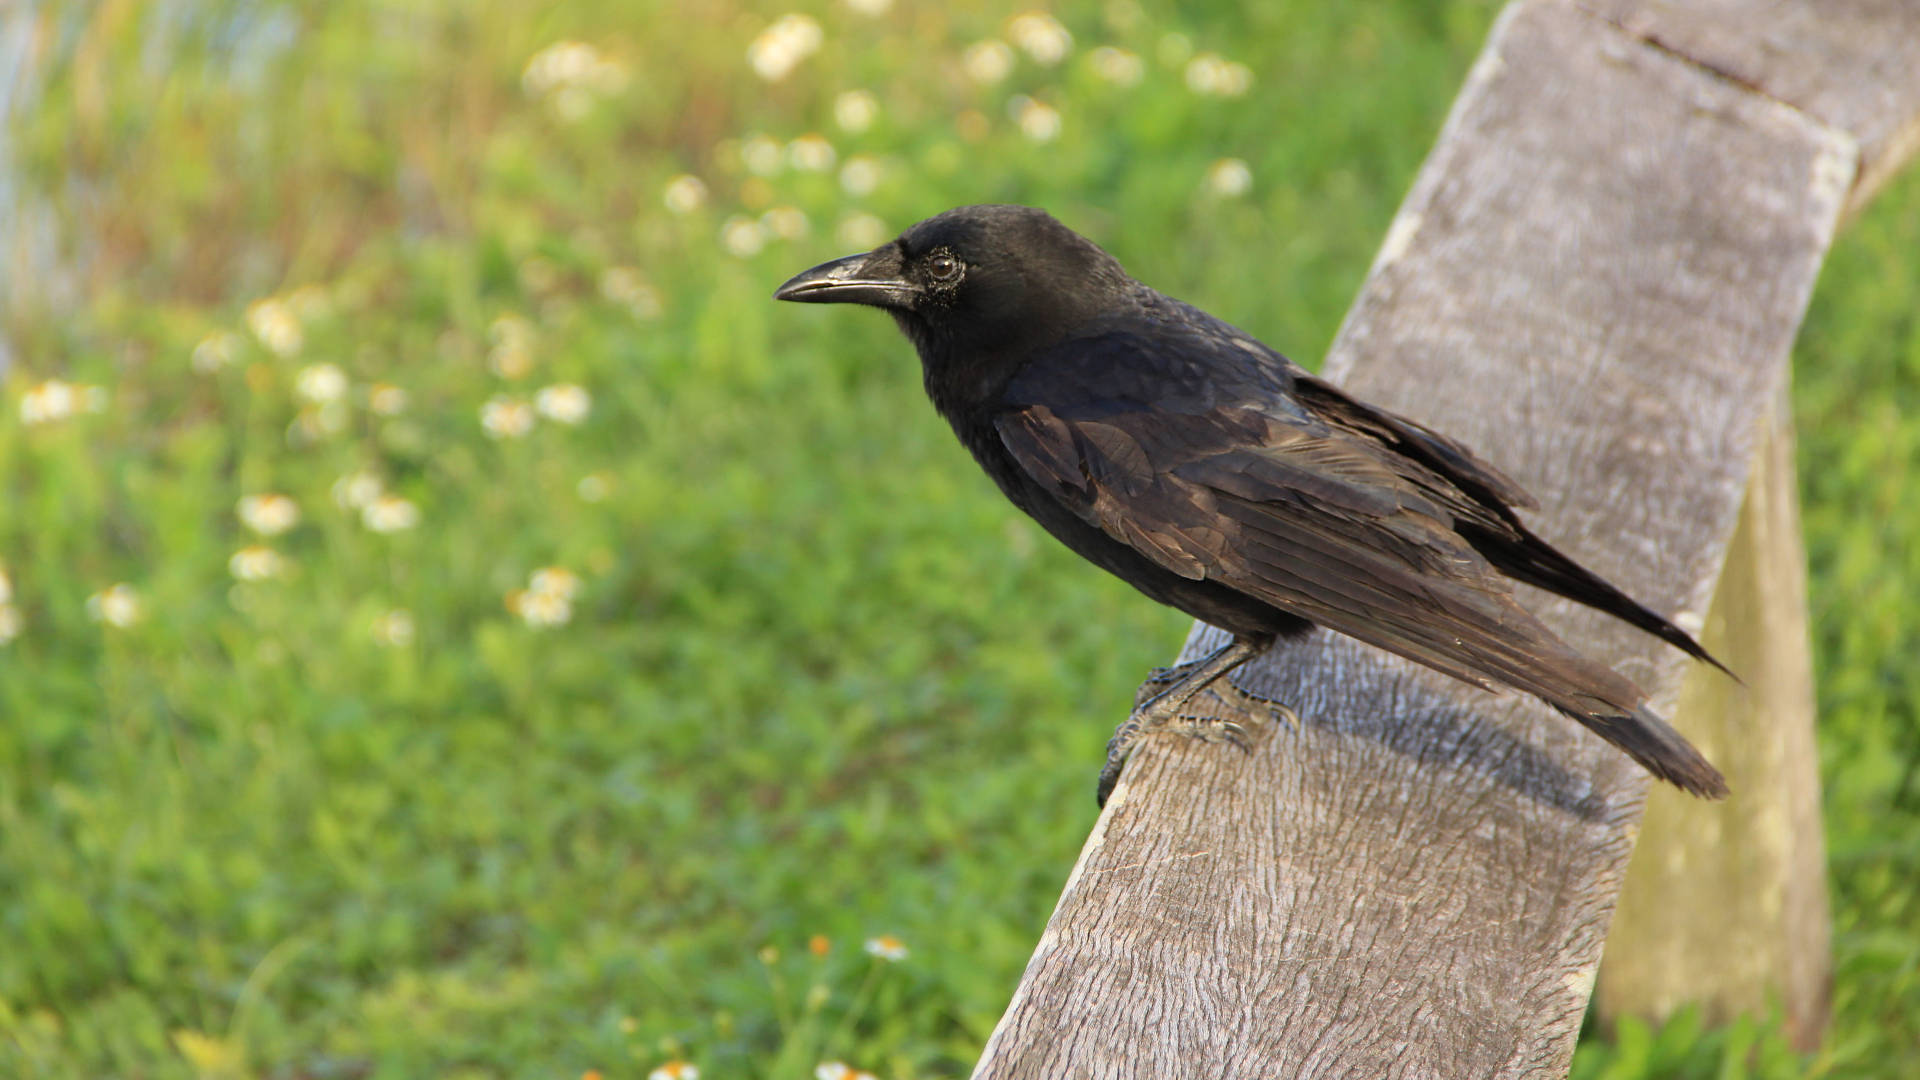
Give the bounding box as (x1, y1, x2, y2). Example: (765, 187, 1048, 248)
(971, 2, 1920, 1076)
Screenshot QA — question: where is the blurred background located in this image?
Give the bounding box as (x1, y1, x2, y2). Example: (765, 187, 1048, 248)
(1, 1, 1915, 1076)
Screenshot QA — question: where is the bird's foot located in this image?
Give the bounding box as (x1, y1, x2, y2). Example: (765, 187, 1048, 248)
(1266, 701, 1302, 732)
(1097, 688, 1260, 807)
(1097, 636, 1279, 806)
(1228, 681, 1301, 733)
(1133, 657, 1210, 706)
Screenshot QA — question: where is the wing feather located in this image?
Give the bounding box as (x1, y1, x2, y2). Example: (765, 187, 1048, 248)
(989, 326, 1725, 796)
(994, 392, 1648, 722)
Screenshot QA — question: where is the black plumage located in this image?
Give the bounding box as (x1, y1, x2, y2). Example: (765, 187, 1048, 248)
(776, 204, 1728, 801)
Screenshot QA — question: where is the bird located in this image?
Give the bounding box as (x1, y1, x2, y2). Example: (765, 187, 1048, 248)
(775, 204, 1729, 804)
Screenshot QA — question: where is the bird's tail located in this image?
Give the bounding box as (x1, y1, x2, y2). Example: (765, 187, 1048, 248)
(1462, 520, 1736, 680)
(1294, 580, 1730, 799)
(1441, 626, 1730, 800)
(1550, 698, 1727, 799)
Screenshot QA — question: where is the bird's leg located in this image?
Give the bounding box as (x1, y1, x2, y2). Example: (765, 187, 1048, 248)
(1216, 675, 1303, 734)
(1132, 656, 1210, 706)
(1133, 653, 1302, 730)
(1098, 634, 1286, 806)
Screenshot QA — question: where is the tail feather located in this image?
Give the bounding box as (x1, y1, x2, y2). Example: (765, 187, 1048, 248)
(1552, 701, 1728, 799)
(1462, 521, 1738, 681)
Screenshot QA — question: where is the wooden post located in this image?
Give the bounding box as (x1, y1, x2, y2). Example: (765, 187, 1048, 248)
(1599, 387, 1829, 1049)
(971, 2, 1920, 1076)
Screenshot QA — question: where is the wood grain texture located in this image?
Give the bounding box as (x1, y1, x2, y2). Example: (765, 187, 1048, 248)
(971, 0, 1894, 1074)
(1598, 388, 1830, 1049)
(1575, 0, 1920, 215)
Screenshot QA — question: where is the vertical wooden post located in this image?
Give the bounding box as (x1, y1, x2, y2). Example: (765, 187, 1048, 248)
(1599, 387, 1830, 1048)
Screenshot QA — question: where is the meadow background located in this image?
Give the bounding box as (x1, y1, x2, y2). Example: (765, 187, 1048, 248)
(1, 1, 1915, 1076)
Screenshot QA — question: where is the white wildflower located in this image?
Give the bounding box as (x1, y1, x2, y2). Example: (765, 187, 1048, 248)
(368, 383, 409, 416)
(18, 380, 76, 424)
(864, 934, 909, 961)
(246, 298, 303, 357)
(295, 363, 348, 405)
(507, 588, 572, 629)
(237, 493, 301, 537)
(720, 217, 766, 258)
(522, 41, 628, 99)
(332, 470, 384, 510)
(748, 14, 823, 82)
(228, 545, 286, 582)
(523, 41, 594, 95)
(192, 331, 241, 373)
(529, 566, 582, 600)
(647, 1062, 700, 1080)
(1011, 96, 1062, 142)
(1185, 52, 1253, 96)
(834, 90, 878, 133)
(962, 39, 1014, 84)
(0, 567, 15, 644)
(788, 133, 837, 172)
(86, 584, 142, 628)
(1008, 12, 1072, 65)
(1089, 45, 1144, 85)
(842, 0, 892, 15)
(1205, 157, 1253, 197)
(534, 383, 592, 424)
(662, 174, 709, 215)
(741, 134, 785, 176)
(480, 396, 537, 439)
(362, 495, 420, 533)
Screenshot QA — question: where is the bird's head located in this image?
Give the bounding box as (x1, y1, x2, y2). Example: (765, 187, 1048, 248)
(775, 205, 1133, 379)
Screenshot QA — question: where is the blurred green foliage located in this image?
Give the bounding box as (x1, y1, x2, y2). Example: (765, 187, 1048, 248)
(0, 0, 1913, 1077)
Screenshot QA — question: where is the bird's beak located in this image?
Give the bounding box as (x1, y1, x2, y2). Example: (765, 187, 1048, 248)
(773, 249, 918, 309)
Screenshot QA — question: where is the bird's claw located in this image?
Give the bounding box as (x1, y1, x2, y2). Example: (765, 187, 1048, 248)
(1218, 718, 1252, 753)
(1096, 692, 1284, 806)
(1265, 702, 1301, 733)
(1134, 660, 1202, 706)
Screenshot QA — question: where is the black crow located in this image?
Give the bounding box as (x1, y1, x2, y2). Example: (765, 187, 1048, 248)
(776, 204, 1729, 803)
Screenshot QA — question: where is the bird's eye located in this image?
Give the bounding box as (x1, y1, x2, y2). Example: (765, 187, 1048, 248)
(926, 252, 962, 282)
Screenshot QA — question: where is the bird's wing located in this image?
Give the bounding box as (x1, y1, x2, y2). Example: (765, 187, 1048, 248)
(1289, 371, 1729, 673)
(996, 386, 1725, 795)
(1288, 371, 1538, 513)
(999, 323, 1660, 692)
(997, 391, 1563, 698)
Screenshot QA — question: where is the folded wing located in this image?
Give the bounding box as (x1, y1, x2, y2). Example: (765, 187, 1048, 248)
(995, 342, 1725, 796)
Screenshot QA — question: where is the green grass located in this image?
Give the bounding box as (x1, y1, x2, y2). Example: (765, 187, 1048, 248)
(1, 1, 1915, 1076)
